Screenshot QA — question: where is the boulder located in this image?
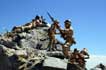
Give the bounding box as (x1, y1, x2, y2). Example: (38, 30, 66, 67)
(43, 57, 67, 70)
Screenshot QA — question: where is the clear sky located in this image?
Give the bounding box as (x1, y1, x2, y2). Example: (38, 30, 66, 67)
(0, 0, 106, 55)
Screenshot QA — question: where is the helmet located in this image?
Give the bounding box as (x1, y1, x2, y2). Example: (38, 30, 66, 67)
(64, 19, 71, 23)
(35, 15, 40, 20)
(82, 48, 88, 52)
(64, 19, 71, 28)
(74, 48, 79, 52)
(54, 20, 59, 23)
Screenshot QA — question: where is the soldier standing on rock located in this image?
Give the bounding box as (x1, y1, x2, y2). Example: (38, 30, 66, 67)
(58, 19, 76, 58)
(47, 20, 60, 51)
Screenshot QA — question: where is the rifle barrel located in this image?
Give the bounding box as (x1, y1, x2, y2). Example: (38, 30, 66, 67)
(47, 12, 54, 22)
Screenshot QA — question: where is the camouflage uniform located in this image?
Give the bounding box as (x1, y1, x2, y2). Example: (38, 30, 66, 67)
(68, 48, 89, 70)
(67, 49, 82, 70)
(79, 48, 89, 69)
(61, 20, 76, 58)
(47, 20, 59, 51)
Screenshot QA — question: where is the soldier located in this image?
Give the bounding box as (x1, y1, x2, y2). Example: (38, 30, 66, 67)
(47, 20, 60, 51)
(68, 48, 89, 70)
(12, 26, 22, 33)
(31, 19, 36, 29)
(23, 18, 37, 32)
(80, 48, 89, 59)
(34, 15, 42, 26)
(78, 48, 89, 69)
(59, 19, 76, 58)
(69, 48, 80, 64)
(23, 15, 42, 32)
(21, 22, 31, 33)
(22, 15, 42, 31)
(67, 48, 82, 70)
(63, 20, 76, 47)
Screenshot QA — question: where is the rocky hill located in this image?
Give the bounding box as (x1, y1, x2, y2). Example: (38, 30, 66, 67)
(0, 15, 89, 70)
(0, 16, 67, 70)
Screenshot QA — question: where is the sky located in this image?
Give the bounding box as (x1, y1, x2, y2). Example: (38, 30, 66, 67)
(0, 0, 106, 55)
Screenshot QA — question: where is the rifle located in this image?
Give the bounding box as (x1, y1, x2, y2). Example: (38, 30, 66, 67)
(47, 12, 65, 38)
(47, 12, 55, 22)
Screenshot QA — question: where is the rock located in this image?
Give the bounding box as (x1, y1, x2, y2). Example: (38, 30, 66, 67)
(0, 16, 76, 70)
(19, 27, 49, 50)
(0, 45, 15, 57)
(15, 50, 27, 57)
(46, 51, 64, 59)
(43, 67, 65, 70)
(0, 46, 12, 70)
(43, 57, 67, 70)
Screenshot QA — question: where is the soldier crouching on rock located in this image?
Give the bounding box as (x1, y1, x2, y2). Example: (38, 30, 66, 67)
(78, 48, 89, 69)
(67, 48, 89, 70)
(58, 19, 76, 58)
(67, 48, 81, 70)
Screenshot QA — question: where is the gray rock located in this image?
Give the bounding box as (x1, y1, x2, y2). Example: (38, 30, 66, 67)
(0, 46, 12, 70)
(43, 57, 67, 70)
(0, 22, 67, 70)
(19, 27, 49, 50)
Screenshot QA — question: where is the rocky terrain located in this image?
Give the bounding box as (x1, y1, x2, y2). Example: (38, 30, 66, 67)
(0, 18, 67, 70)
(0, 15, 90, 70)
